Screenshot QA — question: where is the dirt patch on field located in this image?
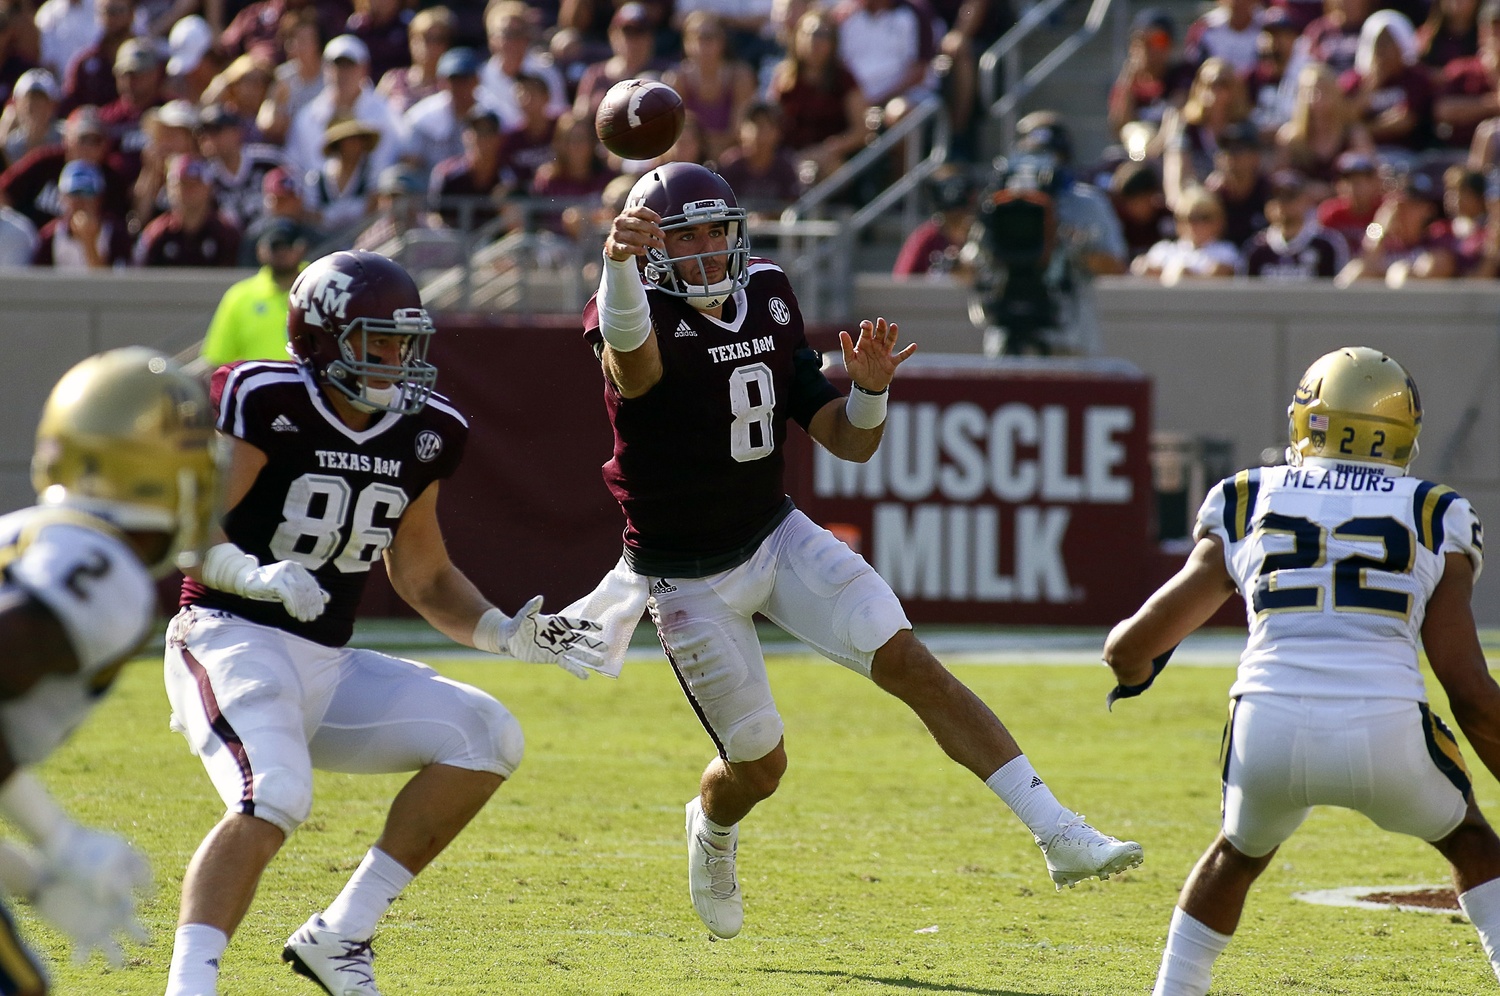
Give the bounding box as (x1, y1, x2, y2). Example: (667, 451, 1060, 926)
(1358, 888, 1460, 912)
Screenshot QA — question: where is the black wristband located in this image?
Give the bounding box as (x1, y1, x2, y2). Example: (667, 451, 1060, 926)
(852, 382, 889, 396)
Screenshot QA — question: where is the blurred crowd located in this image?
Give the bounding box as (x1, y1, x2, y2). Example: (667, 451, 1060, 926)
(895, 0, 1500, 286)
(0, 0, 1011, 268)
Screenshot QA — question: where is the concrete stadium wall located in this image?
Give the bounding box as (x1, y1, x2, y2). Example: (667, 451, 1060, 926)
(4, 269, 1497, 621)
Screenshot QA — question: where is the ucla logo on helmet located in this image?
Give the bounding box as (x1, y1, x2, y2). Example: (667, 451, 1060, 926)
(414, 430, 443, 462)
(768, 297, 791, 325)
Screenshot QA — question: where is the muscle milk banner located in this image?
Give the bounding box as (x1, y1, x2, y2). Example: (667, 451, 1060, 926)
(784, 358, 1155, 625)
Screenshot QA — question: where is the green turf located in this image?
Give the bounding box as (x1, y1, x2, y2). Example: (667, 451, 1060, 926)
(28, 651, 1500, 995)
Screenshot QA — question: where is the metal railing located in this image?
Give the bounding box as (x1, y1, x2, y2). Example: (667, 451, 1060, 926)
(979, 0, 1129, 156)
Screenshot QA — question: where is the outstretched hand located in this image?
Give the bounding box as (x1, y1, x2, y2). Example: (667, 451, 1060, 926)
(839, 318, 916, 395)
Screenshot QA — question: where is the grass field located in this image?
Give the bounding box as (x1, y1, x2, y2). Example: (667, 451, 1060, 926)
(26, 634, 1500, 995)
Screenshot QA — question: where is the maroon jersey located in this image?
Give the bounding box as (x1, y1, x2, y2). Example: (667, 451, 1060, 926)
(181, 360, 468, 646)
(583, 260, 841, 577)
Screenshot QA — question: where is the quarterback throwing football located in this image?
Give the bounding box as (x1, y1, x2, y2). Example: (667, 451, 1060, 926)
(1106, 347, 1500, 994)
(162, 250, 606, 996)
(582, 162, 1142, 940)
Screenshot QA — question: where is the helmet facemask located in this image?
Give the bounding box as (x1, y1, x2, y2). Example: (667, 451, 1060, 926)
(324, 307, 438, 415)
(643, 202, 750, 311)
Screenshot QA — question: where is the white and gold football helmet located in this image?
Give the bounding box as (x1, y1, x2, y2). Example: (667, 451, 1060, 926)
(1287, 346, 1422, 471)
(31, 347, 219, 576)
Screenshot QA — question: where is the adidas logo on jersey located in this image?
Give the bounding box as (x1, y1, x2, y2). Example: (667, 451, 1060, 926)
(650, 578, 678, 594)
(674, 320, 697, 338)
(271, 414, 298, 432)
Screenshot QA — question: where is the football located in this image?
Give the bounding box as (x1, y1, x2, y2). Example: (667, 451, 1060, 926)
(594, 79, 686, 160)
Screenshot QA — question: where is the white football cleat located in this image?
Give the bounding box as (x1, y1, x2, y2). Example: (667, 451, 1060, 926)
(1037, 815, 1144, 890)
(282, 915, 382, 995)
(685, 797, 742, 938)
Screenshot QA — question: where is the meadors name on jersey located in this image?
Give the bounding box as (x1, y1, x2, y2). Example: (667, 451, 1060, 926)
(315, 449, 403, 477)
(813, 401, 1136, 605)
(1284, 463, 1398, 492)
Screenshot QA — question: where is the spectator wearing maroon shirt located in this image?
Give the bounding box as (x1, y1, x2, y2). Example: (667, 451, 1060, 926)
(1438, 0, 1500, 153)
(0, 1, 38, 107)
(134, 154, 242, 265)
(1240, 169, 1349, 276)
(1287, 0, 1372, 85)
(98, 40, 168, 186)
(429, 106, 514, 230)
(1336, 169, 1458, 282)
(58, 0, 136, 113)
(1344, 10, 1435, 153)
(1316, 149, 1384, 248)
(1109, 159, 1174, 260)
(1202, 119, 1272, 246)
(572, 3, 664, 122)
(500, 72, 557, 189)
(32, 158, 132, 266)
(768, 10, 871, 185)
(347, 0, 411, 83)
(0, 105, 127, 227)
(1109, 8, 1194, 138)
(714, 100, 802, 213)
(1419, 0, 1480, 69)
(220, 0, 351, 60)
(893, 165, 973, 276)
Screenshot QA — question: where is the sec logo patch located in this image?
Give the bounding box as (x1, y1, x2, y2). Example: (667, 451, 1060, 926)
(415, 430, 443, 462)
(768, 298, 790, 325)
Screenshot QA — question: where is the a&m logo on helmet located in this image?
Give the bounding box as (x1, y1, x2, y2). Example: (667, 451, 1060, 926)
(294, 268, 355, 325)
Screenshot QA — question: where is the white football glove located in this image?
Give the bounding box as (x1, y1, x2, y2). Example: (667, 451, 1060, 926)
(240, 560, 330, 622)
(37, 823, 151, 967)
(202, 543, 329, 622)
(474, 596, 609, 679)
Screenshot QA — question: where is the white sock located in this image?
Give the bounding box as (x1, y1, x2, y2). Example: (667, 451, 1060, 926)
(985, 756, 1072, 841)
(1153, 907, 1231, 996)
(1460, 876, 1500, 981)
(698, 801, 736, 851)
(165, 923, 227, 996)
(320, 847, 415, 941)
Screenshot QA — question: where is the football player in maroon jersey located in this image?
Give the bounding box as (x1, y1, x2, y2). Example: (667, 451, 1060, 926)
(580, 162, 1143, 940)
(162, 250, 606, 996)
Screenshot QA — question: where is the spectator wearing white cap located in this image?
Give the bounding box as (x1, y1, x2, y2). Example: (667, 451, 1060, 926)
(400, 46, 510, 179)
(35, 0, 100, 80)
(165, 13, 216, 101)
(0, 69, 63, 169)
(33, 157, 131, 266)
(285, 33, 403, 180)
(58, 0, 139, 112)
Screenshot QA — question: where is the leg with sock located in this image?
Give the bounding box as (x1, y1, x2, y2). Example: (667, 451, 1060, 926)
(1154, 833, 1273, 996)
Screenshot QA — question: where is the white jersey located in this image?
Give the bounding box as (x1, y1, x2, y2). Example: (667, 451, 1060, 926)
(1195, 458, 1484, 701)
(0, 507, 154, 766)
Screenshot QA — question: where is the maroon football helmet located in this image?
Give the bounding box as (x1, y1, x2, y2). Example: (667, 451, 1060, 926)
(287, 250, 437, 415)
(626, 162, 750, 310)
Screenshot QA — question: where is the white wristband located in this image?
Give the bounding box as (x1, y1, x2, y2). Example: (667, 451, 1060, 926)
(598, 253, 651, 352)
(472, 606, 507, 655)
(0, 772, 68, 847)
(201, 542, 260, 595)
(845, 383, 888, 429)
